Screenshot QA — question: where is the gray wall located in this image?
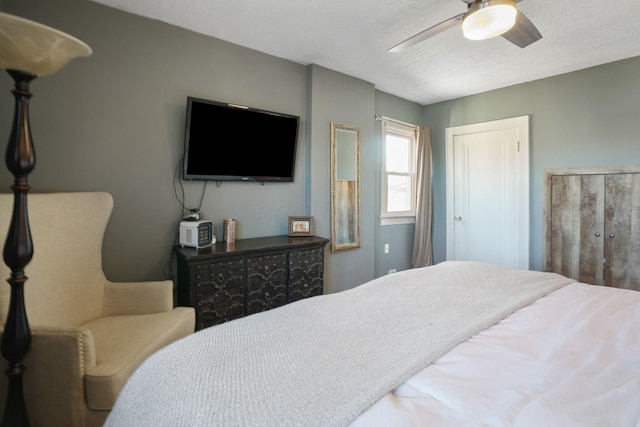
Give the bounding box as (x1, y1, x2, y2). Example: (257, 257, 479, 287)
(2, 0, 639, 290)
(374, 91, 423, 277)
(0, 0, 414, 293)
(424, 56, 640, 271)
(307, 65, 376, 293)
(0, 0, 307, 283)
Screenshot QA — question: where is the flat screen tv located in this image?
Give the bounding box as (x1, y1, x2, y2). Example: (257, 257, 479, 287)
(183, 97, 300, 182)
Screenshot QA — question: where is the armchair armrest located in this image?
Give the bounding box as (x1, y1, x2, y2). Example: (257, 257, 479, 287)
(0, 325, 96, 427)
(102, 280, 174, 316)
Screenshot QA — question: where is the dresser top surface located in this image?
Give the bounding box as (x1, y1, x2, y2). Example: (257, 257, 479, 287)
(175, 235, 329, 261)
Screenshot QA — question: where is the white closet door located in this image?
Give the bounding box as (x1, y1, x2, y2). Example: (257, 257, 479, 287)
(446, 116, 529, 269)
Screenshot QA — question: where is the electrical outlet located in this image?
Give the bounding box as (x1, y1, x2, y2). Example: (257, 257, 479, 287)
(384, 243, 389, 254)
(388, 269, 397, 274)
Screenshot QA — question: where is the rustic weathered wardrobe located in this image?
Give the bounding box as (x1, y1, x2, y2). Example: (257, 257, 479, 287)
(544, 166, 640, 290)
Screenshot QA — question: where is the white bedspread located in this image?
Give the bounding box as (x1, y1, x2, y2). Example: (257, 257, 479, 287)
(351, 282, 640, 426)
(106, 261, 571, 427)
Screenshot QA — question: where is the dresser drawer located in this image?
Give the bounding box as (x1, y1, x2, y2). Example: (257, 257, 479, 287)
(194, 259, 244, 293)
(289, 247, 324, 302)
(247, 253, 287, 314)
(197, 287, 245, 328)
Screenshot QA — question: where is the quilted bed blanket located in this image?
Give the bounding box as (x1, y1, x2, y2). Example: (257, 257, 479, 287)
(105, 261, 574, 427)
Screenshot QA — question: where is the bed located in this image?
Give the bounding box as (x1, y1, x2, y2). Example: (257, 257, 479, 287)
(105, 261, 640, 426)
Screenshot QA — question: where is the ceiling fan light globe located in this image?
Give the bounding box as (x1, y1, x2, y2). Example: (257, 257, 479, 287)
(461, 1, 517, 41)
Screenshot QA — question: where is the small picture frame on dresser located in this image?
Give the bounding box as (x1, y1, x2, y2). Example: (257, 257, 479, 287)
(288, 216, 313, 236)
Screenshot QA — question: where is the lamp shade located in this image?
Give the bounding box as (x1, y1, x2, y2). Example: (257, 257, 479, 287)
(461, 0, 517, 41)
(0, 12, 91, 76)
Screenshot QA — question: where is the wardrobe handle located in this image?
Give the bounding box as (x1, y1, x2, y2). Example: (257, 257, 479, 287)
(595, 232, 601, 237)
(609, 234, 615, 238)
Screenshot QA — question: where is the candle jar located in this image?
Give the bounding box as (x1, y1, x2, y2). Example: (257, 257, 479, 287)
(223, 218, 236, 243)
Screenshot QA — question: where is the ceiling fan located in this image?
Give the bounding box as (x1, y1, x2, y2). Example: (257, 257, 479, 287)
(388, 0, 542, 52)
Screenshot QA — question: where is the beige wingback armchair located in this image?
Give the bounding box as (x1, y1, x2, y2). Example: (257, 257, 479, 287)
(0, 192, 195, 427)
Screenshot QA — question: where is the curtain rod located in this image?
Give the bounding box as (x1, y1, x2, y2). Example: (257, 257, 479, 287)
(374, 115, 419, 129)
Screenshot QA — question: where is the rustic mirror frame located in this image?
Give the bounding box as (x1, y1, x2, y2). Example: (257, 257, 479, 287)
(330, 122, 361, 252)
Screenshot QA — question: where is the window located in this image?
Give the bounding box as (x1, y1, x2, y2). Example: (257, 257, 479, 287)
(381, 120, 418, 225)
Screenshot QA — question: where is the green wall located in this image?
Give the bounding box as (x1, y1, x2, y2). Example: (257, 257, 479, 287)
(424, 56, 640, 270)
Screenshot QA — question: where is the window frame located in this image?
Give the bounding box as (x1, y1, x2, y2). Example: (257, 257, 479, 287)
(381, 120, 418, 225)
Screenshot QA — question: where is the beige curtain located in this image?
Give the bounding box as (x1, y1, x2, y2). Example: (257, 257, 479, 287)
(412, 126, 433, 268)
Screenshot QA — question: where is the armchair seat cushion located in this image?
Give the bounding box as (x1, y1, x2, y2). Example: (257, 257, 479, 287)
(83, 306, 195, 410)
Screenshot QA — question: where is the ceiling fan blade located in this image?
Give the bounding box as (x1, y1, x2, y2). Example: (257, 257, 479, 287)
(388, 13, 465, 53)
(501, 10, 542, 48)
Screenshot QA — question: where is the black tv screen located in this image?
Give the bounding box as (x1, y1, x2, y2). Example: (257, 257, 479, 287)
(183, 97, 300, 182)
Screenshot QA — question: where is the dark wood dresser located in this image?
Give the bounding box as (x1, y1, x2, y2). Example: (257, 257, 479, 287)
(175, 235, 329, 330)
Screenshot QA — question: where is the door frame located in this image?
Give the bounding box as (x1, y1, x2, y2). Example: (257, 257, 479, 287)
(445, 115, 530, 269)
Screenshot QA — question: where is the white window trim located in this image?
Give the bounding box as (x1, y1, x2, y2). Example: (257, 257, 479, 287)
(380, 119, 418, 226)
(380, 216, 416, 226)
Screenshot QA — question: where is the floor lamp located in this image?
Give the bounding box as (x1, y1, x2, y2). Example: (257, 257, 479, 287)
(0, 12, 91, 426)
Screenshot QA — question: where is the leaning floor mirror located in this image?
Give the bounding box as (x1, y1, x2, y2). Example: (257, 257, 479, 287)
(330, 122, 361, 252)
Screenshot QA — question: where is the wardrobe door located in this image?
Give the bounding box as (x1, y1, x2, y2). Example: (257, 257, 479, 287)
(604, 173, 640, 290)
(549, 174, 605, 285)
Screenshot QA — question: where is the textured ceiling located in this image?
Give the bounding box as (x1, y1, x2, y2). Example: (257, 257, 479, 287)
(91, 0, 640, 105)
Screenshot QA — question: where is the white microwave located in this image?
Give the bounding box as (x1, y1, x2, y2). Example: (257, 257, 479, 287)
(179, 220, 215, 249)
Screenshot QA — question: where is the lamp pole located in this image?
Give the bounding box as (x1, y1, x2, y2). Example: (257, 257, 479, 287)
(1, 69, 36, 427)
(0, 12, 91, 426)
